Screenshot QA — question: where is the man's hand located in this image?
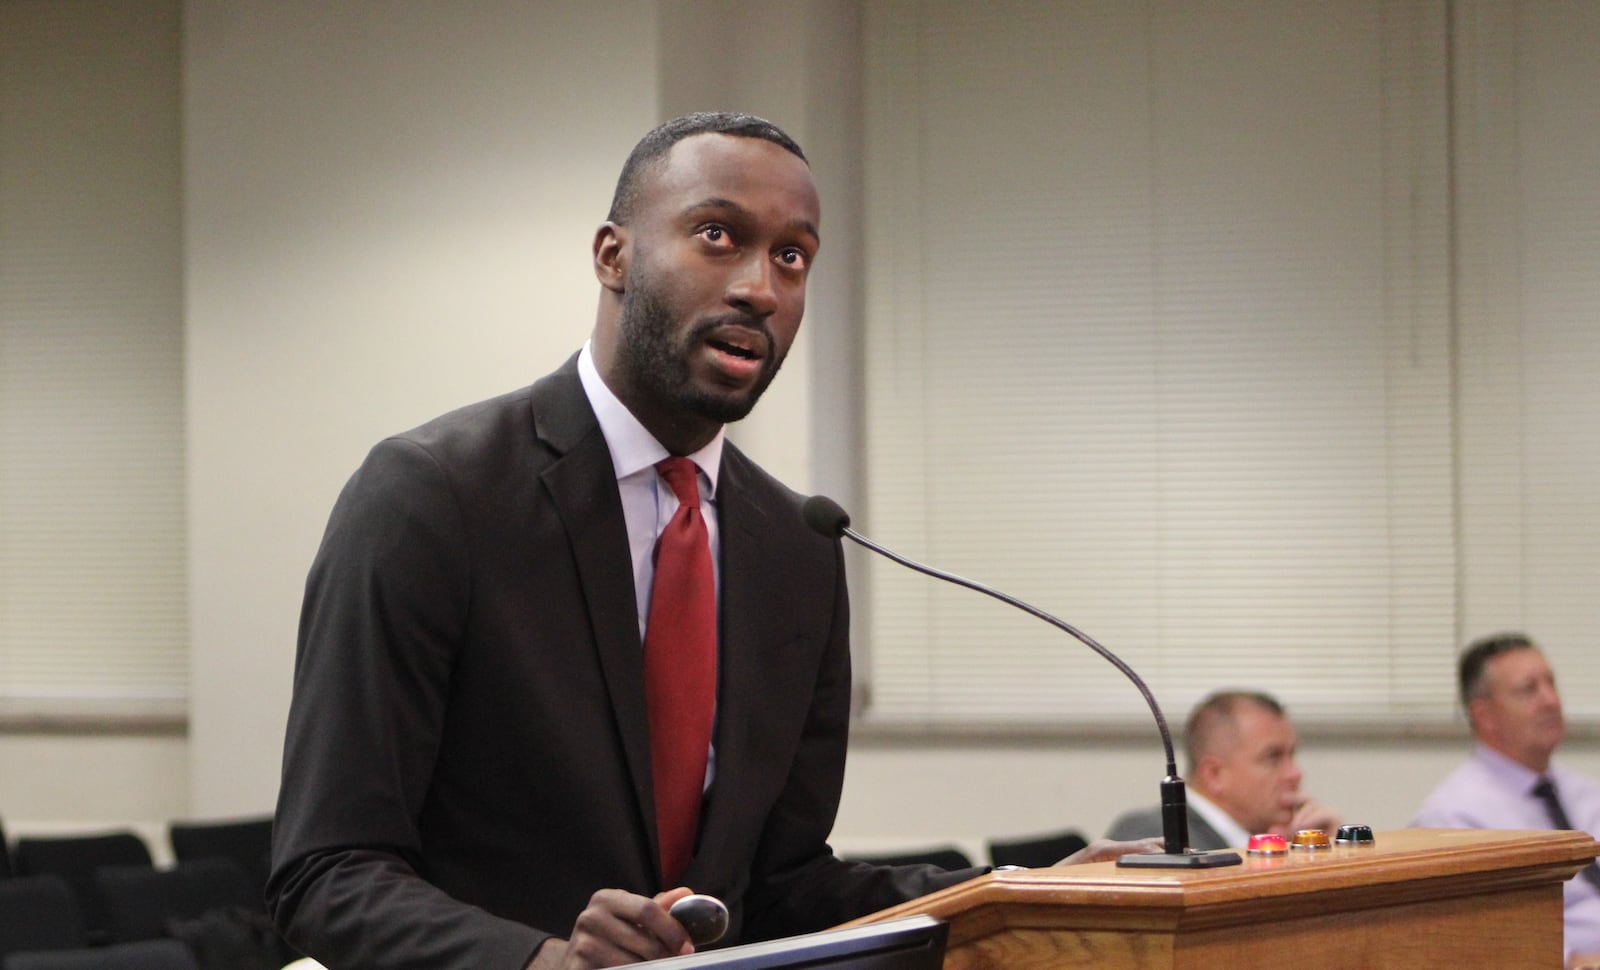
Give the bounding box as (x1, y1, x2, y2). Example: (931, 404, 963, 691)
(1284, 797, 1341, 836)
(527, 887, 697, 969)
(1569, 952, 1600, 970)
(1052, 836, 1166, 866)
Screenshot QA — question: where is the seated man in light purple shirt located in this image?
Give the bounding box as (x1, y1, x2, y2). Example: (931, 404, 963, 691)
(1412, 633, 1600, 970)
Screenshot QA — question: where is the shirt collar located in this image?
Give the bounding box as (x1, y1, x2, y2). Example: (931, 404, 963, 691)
(1471, 742, 1547, 793)
(577, 341, 724, 491)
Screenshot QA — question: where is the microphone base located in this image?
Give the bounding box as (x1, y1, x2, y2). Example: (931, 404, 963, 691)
(1116, 849, 1243, 869)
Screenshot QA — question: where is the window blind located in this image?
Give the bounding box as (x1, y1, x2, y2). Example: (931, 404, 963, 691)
(0, 0, 186, 722)
(859, 0, 1460, 728)
(1452, 0, 1600, 721)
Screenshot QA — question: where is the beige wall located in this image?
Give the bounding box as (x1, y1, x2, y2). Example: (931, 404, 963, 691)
(181, 0, 662, 822)
(834, 735, 1600, 860)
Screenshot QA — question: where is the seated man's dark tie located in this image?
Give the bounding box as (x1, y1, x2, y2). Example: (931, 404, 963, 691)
(1532, 777, 1600, 893)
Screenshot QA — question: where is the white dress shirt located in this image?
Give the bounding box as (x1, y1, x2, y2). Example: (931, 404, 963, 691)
(577, 342, 725, 789)
(576, 342, 725, 639)
(1187, 790, 1252, 849)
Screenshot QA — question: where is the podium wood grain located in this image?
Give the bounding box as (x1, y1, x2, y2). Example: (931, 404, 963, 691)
(845, 829, 1598, 969)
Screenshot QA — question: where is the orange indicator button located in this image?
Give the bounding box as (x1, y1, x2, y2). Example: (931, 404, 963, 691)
(1290, 829, 1332, 850)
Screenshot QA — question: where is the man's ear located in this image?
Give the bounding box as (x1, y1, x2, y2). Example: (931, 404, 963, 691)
(593, 222, 627, 294)
(1465, 696, 1488, 736)
(1193, 755, 1224, 791)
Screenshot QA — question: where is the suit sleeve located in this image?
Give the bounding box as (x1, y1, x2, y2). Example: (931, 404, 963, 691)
(737, 540, 982, 939)
(267, 437, 546, 970)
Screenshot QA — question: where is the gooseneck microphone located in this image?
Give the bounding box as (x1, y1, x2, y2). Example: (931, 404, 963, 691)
(802, 495, 1240, 869)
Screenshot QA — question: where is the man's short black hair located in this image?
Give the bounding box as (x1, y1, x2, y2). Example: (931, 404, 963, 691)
(1458, 631, 1537, 712)
(606, 112, 807, 224)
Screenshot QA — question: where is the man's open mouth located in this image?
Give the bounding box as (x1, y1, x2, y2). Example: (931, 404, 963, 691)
(707, 334, 763, 361)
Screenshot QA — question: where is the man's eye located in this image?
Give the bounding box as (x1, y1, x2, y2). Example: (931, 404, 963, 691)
(700, 226, 730, 244)
(777, 248, 809, 270)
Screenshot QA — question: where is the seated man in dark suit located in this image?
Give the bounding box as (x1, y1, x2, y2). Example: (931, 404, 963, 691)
(1104, 690, 1341, 850)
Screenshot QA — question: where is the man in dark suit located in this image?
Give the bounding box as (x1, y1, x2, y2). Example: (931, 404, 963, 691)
(1104, 690, 1341, 850)
(272, 112, 1135, 970)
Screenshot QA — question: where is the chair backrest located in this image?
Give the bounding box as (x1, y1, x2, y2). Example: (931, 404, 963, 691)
(11, 832, 154, 944)
(94, 859, 257, 944)
(0, 875, 89, 961)
(986, 828, 1089, 869)
(162, 906, 297, 970)
(3, 939, 200, 970)
(166, 817, 272, 907)
(843, 845, 975, 870)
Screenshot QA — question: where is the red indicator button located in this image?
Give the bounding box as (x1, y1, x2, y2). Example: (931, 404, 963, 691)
(1246, 833, 1288, 855)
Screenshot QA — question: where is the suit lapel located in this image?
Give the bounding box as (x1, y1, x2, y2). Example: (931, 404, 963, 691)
(531, 365, 787, 887)
(686, 449, 773, 882)
(529, 358, 659, 857)
(1187, 808, 1228, 851)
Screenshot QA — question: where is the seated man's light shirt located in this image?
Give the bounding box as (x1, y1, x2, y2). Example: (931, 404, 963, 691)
(1412, 744, 1600, 958)
(578, 342, 724, 789)
(1187, 790, 1251, 849)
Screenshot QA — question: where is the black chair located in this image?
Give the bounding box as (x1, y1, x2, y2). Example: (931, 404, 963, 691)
(3, 939, 200, 970)
(11, 833, 154, 945)
(94, 859, 256, 944)
(1, 815, 13, 878)
(0, 875, 89, 962)
(844, 845, 975, 870)
(986, 828, 1089, 869)
(165, 818, 272, 907)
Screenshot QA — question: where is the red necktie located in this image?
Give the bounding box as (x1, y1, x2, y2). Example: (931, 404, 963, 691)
(643, 457, 716, 885)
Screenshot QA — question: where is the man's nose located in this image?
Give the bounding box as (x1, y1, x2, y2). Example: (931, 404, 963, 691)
(725, 256, 778, 317)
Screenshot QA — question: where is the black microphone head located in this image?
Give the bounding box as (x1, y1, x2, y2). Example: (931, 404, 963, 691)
(802, 495, 851, 538)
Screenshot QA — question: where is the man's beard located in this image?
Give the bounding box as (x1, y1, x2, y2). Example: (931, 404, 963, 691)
(615, 271, 784, 426)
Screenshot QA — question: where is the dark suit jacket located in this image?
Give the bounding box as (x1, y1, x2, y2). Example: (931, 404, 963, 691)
(268, 356, 973, 970)
(1104, 805, 1231, 852)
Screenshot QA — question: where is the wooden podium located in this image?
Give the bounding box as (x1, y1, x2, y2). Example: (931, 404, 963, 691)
(847, 829, 1599, 969)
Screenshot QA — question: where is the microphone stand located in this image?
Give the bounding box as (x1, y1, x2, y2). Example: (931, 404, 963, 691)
(828, 509, 1240, 869)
